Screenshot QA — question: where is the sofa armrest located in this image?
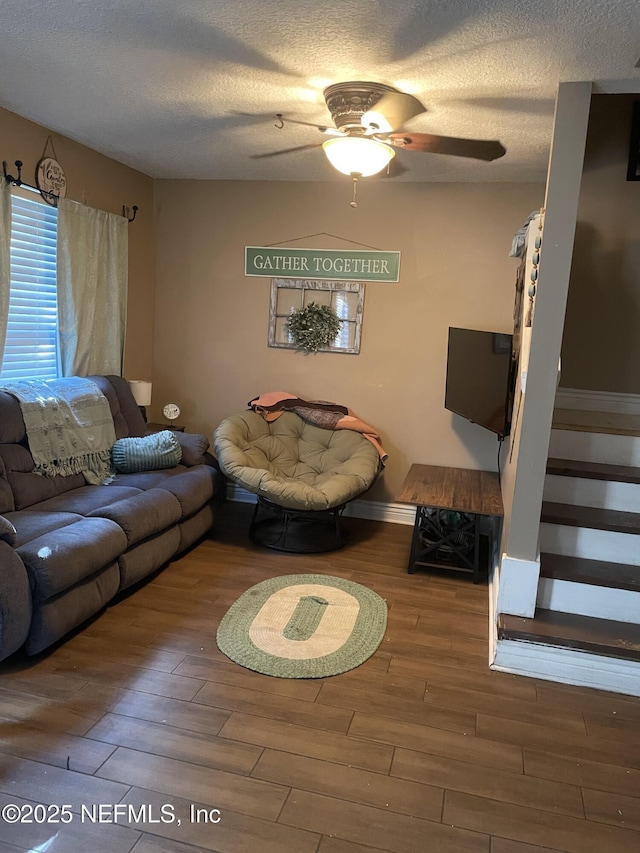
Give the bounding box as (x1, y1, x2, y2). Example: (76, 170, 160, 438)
(174, 432, 210, 467)
(0, 515, 17, 546)
(0, 540, 31, 662)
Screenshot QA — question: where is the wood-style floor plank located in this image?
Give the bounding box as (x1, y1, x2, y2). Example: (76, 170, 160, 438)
(279, 788, 489, 853)
(86, 712, 262, 774)
(96, 747, 289, 821)
(0, 505, 638, 853)
(219, 711, 394, 773)
(251, 748, 444, 820)
(443, 789, 640, 853)
(391, 748, 584, 817)
(349, 712, 524, 772)
(523, 747, 640, 796)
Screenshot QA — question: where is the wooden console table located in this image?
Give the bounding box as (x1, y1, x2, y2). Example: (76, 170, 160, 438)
(396, 464, 503, 582)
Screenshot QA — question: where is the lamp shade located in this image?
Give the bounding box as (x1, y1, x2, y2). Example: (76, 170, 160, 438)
(322, 136, 395, 177)
(128, 380, 152, 407)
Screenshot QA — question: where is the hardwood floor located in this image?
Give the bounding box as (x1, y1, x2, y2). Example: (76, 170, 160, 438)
(1, 502, 640, 852)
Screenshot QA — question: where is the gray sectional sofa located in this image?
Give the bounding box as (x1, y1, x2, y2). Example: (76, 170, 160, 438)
(0, 375, 224, 662)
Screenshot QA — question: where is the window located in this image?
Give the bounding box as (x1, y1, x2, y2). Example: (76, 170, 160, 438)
(1, 190, 59, 380)
(268, 278, 365, 354)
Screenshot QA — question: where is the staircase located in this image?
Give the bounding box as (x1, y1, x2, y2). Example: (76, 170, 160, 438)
(496, 408, 640, 694)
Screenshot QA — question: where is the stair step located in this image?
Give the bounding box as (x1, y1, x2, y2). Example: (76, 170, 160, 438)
(540, 552, 640, 592)
(552, 408, 640, 437)
(541, 501, 640, 535)
(547, 457, 640, 484)
(548, 427, 640, 467)
(498, 609, 640, 662)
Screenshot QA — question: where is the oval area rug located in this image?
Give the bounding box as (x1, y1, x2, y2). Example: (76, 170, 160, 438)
(216, 574, 387, 678)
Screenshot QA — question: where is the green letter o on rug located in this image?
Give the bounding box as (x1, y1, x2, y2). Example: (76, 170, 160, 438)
(216, 574, 387, 678)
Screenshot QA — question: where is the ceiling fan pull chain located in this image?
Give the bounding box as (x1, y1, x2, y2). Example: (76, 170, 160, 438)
(350, 175, 359, 208)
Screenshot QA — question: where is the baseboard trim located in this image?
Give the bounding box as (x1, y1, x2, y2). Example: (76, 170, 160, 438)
(556, 387, 640, 415)
(226, 484, 416, 526)
(492, 637, 640, 697)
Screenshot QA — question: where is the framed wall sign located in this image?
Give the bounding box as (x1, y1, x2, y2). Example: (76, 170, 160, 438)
(36, 156, 67, 205)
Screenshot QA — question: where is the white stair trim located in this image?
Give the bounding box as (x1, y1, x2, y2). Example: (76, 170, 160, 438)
(540, 521, 640, 566)
(543, 473, 640, 512)
(496, 553, 540, 618)
(549, 428, 640, 466)
(226, 483, 416, 525)
(537, 576, 640, 624)
(556, 387, 640, 415)
(492, 637, 640, 697)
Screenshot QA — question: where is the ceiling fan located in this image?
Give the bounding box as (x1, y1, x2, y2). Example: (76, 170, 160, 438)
(251, 81, 507, 179)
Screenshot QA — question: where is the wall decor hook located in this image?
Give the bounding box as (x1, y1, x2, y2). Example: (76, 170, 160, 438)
(3, 159, 24, 185)
(122, 204, 138, 223)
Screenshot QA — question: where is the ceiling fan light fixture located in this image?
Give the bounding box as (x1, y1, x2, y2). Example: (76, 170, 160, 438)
(322, 136, 395, 177)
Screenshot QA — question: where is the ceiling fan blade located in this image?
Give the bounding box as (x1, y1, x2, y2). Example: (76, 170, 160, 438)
(250, 142, 323, 159)
(362, 91, 426, 133)
(277, 115, 343, 135)
(388, 132, 506, 161)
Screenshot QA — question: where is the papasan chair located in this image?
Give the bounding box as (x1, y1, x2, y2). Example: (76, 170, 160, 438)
(213, 394, 385, 552)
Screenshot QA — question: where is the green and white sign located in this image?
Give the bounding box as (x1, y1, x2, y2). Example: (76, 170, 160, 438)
(245, 246, 400, 282)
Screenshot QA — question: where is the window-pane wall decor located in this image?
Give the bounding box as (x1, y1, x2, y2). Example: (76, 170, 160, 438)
(268, 278, 365, 354)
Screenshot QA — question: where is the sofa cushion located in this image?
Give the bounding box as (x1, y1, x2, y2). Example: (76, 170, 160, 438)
(0, 456, 14, 514)
(27, 485, 143, 516)
(111, 431, 182, 473)
(174, 432, 210, 467)
(87, 488, 182, 546)
(88, 374, 147, 439)
(0, 390, 27, 444)
(0, 443, 86, 511)
(7, 510, 86, 547)
(153, 466, 217, 518)
(16, 517, 127, 602)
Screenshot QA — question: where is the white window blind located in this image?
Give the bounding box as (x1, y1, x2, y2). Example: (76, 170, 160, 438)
(1, 191, 59, 380)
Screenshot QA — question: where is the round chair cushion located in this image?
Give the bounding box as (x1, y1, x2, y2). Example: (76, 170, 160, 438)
(213, 411, 381, 511)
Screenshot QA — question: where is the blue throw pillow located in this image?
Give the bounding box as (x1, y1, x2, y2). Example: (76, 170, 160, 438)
(111, 430, 182, 473)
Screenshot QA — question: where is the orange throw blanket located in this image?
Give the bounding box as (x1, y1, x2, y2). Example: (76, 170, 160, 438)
(248, 391, 388, 463)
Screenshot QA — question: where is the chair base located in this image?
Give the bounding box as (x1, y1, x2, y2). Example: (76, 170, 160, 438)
(249, 497, 348, 553)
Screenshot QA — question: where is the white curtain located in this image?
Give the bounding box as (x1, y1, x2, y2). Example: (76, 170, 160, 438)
(56, 197, 128, 376)
(0, 181, 11, 364)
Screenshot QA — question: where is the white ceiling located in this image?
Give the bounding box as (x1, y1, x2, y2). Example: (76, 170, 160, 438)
(1, 0, 639, 183)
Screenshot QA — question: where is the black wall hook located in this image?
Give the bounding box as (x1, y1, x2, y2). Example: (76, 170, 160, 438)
(123, 204, 138, 223)
(3, 159, 24, 185)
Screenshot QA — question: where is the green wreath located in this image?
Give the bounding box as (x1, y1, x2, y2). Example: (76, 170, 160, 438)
(286, 302, 341, 353)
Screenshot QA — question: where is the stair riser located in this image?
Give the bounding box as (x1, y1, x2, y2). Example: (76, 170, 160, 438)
(543, 474, 640, 512)
(537, 577, 640, 624)
(540, 522, 640, 566)
(549, 429, 640, 467)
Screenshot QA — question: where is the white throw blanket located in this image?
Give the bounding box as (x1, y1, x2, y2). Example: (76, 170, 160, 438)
(0, 377, 116, 484)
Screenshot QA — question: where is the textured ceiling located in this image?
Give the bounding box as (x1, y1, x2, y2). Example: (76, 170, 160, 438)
(1, 0, 639, 183)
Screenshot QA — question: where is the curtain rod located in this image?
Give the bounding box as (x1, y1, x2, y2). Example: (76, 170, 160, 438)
(2, 160, 138, 222)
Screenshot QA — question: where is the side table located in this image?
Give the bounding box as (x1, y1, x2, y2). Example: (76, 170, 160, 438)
(396, 464, 503, 583)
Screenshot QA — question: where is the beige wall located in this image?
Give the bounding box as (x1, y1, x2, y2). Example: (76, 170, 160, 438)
(561, 94, 640, 393)
(0, 106, 155, 378)
(153, 179, 543, 501)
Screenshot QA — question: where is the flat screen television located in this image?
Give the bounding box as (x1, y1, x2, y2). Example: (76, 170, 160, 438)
(445, 327, 515, 438)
